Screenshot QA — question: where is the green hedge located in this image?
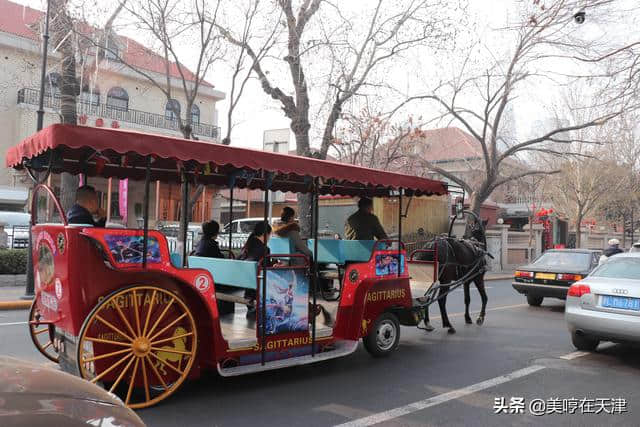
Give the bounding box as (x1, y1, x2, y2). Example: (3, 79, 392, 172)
(0, 249, 28, 275)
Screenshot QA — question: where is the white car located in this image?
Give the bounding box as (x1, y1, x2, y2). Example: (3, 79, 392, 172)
(565, 252, 640, 351)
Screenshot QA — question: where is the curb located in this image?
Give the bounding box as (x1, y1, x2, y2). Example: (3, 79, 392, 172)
(0, 300, 32, 310)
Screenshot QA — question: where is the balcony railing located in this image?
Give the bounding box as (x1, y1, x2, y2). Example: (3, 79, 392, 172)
(17, 87, 220, 140)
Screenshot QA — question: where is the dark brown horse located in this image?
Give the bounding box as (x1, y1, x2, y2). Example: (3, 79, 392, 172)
(416, 220, 489, 334)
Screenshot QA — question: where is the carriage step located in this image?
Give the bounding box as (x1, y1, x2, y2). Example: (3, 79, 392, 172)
(217, 340, 358, 377)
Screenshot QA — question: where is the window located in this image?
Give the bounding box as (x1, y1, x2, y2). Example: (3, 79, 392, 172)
(165, 99, 181, 121)
(592, 257, 640, 280)
(80, 85, 100, 106)
(44, 72, 61, 97)
(106, 87, 129, 111)
(190, 104, 200, 124)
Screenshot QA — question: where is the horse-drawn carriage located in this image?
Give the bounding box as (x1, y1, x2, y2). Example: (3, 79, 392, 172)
(8, 124, 487, 409)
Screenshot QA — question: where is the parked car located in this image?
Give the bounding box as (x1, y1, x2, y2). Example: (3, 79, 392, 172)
(219, 217, 279, 249)
(0, 211, 30, 249)
(512, 249, 602, 306)
(565, 253, 640, 351)
(0, 356, 145, 426)
(629, 242, 640, 253)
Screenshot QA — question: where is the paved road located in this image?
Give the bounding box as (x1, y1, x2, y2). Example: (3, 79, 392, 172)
(1, 280, 638, 426)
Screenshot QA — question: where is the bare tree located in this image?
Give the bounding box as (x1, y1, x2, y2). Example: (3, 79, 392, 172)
(218, 0, 462, 235)
(393, 0, 630, 215)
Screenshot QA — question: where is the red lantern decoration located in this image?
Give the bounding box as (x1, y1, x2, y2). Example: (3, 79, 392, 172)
(95, 118, 104, 127)
(78, 114, 88, 125)
(111, 120, 120, 129)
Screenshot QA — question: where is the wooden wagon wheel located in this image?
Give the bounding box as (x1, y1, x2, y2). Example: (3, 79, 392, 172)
(77, 285, 198, 409)
(28, 299, 59, 363)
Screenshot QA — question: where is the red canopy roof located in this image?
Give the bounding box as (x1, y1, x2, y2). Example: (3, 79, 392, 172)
(7, 125, 447, 197)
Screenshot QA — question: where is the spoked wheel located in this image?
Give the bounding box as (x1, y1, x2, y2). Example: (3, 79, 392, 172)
(77, 285, 198, 409)
(28, 300, 59, 363)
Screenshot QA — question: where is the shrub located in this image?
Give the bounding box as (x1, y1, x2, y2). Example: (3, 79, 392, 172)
(0, 249, 28, 275)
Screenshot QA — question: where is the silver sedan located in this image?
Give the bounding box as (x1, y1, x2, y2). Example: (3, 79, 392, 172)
(565, 252, 640, 351)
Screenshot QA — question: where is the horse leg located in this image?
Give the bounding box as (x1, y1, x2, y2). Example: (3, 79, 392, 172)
(422, 305, 435, 332)
(438, 285, 456, 334)
(475, 276, 489, 325)
(464, 281, 472, 324)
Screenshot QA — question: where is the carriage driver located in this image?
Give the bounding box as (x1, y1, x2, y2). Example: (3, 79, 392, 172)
(344, 197, 388, 240)
(67, 185, 107, 227)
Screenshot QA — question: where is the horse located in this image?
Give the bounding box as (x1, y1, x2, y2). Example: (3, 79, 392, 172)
(416, 219, 489, 334)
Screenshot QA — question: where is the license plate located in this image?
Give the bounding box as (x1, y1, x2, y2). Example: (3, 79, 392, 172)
(535, 273, 556, 280)
(601, 295, 640, 311)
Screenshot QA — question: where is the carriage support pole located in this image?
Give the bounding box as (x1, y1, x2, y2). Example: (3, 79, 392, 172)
(311, 179, 319, 357)
(181, 172, 189, 267)
(261, 179, 269, 366)
(228, 186, 234, 250)
(142, 157, 151, 269)
(398, 189, 402, 277)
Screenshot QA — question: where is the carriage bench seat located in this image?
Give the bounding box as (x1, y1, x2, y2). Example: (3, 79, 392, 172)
(188, 256, 258, 290)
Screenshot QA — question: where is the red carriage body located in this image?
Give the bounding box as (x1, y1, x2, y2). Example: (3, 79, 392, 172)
(7, 125, 447, 408)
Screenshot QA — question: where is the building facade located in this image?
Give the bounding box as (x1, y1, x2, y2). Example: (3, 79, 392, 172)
(0, 0, 225, 224)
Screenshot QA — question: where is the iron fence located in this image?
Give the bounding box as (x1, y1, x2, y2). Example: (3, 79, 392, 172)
(17, 88, 220, 140)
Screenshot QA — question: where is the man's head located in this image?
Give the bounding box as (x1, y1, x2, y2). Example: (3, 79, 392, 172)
(358, 197, 374, 214)
(76, 186, 99, 214)
(608, 238, 620, 247)
(202, 220, 220, 238)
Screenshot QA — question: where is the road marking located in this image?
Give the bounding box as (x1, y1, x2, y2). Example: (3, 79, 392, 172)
(335, 365, 546, 427)
(431, 303, 528, 320)
(559, 351, 591, 360)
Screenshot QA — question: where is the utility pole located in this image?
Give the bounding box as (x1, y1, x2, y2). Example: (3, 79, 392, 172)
(24, 0, 52, 299)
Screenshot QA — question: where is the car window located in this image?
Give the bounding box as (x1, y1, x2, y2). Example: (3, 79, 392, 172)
(239, 221, 259, 233)
(591, 258, 640, 280)
(531, 252, 591, 270)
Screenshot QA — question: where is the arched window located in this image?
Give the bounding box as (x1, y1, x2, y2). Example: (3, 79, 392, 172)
(44, 72, 61, 97)
(106, 87, 129, 111)
(80, 84, 100, 106)
(190, 104, 200, 124)
(165, 99, 181, 121)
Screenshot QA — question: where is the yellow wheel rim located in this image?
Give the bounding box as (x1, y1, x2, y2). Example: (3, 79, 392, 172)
(77, 286, 198, 409)
(29, 300, 59, 363)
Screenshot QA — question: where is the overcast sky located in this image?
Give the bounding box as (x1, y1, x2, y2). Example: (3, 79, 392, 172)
(11, 0, 637, 153)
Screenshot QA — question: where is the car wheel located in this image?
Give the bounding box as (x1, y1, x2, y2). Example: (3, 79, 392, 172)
(571, 332, 599, 351)
(527, 294, 544, 306)
(363, 313, 400, 358)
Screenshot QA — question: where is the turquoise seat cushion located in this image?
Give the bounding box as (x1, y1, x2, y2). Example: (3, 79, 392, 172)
(343, 240, 375, 262)
(268, 237, 294, 254)
(170, 252, 183, 267)
(307, 239, 345, 264)
(188, 256, 258, 289)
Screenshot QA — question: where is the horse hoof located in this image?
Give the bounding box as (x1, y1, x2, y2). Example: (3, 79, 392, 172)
(465, 316, 472, 325)
(447, 327, 456, 334)
(422, 321, 435, 332)
(476, 317, 484, 326)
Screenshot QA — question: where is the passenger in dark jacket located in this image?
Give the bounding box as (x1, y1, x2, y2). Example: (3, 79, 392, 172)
(67, 186, 106, 227)
(239, 221, 273, 317)
(194, 220, 224, 259)
(344, 197, 388, 240)
(603, 238, 624, 258)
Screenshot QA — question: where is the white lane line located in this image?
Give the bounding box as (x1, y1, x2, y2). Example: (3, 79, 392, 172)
(559, 351, 591, 360)
(0, 321, 28, 327)
(335, 365, 546, 427)
(431, 303, 528, 320)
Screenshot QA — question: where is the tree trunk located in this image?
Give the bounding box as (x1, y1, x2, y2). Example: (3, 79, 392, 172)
(52, 0, 79, 212)
(292, 124, 313, 238)
(575, 216, 583, 248)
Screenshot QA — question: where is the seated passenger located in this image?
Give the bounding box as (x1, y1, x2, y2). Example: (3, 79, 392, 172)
(239, 221, 274, 317)
(67, 186, 107, 227)
(274, 207, 312, 265)
(194, 220, 224, 258)
(344, 197, 388, 241)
